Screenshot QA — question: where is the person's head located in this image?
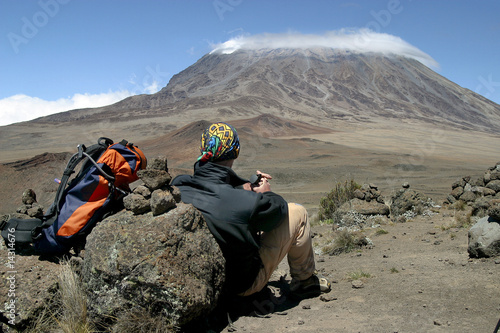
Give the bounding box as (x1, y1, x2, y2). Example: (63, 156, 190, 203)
(198, 122, 240, 166)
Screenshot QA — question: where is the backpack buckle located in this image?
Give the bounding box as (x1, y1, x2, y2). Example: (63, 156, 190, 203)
(31, 227, 43, 241)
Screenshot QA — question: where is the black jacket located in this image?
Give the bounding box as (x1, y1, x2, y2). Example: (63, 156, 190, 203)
(171, 162, 288, 294)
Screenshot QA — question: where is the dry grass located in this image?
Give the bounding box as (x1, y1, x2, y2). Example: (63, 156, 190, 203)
(56, 260, 94, 333)
(449, 200, 467, 211)
(454, 211, 473, 229)
(28, 259, 95, 333)
(440, 209, 473, 231)
(321, 229, 371, 256)
(25, 259, 178, 333)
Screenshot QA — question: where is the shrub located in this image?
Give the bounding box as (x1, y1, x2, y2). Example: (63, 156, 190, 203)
(449, 200, 467, 211)
(318, 179, 361, 222)
(440, 210, 473, 231)
(455, 211, 472, 228)
(322, 229, 371, 255)
(333, 229, 357, 254)
(347, 270, 371, 281)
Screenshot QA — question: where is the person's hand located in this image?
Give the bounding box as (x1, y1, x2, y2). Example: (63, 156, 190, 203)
(252, 176, 271, 193)
(256, 170, 272, 181)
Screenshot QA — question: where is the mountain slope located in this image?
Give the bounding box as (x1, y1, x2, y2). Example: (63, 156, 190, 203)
(154, 48, 499, 130)
(2, 47, 500, 165)
(29, 48, 500, 132)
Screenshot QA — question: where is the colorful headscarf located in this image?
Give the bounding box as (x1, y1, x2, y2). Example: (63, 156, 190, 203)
(198, 122, 240, 163)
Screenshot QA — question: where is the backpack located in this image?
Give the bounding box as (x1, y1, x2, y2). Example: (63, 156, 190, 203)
(1, 137, 147, 255)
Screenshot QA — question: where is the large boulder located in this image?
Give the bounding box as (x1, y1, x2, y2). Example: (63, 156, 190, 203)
(468, 216, 500, 258)
(82, 203, 225, 329)
(1, 156, 226, 331)
(486, 180, 500, 193)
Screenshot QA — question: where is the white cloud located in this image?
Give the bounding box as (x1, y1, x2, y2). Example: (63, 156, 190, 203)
(210, 29, 439, 69)
(0, 91, 134, 126)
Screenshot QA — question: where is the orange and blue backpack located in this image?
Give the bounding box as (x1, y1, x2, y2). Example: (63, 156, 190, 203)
(1, 137, 147, 255)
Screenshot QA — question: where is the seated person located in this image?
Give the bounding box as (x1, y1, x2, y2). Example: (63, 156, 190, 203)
(171, 122, 330, 298)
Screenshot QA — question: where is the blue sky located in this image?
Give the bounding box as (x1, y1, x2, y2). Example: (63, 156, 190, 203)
(1, 0, 499, 126)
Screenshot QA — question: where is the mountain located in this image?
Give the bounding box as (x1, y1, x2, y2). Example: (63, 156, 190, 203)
(2, 47, 500, 165)
(29, 48, 500, 132)
(2, 48, 500, 214)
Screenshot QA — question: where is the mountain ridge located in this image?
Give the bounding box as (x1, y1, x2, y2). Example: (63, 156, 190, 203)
(2, 47, 500, 165)
(27, 48, 500, 134)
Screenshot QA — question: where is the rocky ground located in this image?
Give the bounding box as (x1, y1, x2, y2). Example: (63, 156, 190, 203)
(1, 118, 500, 332)
(4, 204, 498, 332)
(211, 209, 500, 333)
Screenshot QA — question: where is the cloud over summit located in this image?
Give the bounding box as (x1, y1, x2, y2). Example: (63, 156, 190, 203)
(211, 29, 439, 69)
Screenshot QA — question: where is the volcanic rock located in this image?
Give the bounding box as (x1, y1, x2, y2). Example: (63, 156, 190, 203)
(150, 189, 176, 216)
(123, 193, 151, 215)
(468, 216, 500, 258)
(82, 204, 225, 329)
(390, 186, 432, 218)
(137, 169, 172, 191)
(21, 189, 36, 205)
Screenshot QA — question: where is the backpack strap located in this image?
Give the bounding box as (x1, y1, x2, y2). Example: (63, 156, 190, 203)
(80, 148, 115, 182)
(38, 138, 115, 234)
(31, 216, 56, 241)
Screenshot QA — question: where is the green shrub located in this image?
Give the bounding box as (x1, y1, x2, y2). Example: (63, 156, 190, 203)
(347, 270, 371, 280)
(318, 179, 361, 222)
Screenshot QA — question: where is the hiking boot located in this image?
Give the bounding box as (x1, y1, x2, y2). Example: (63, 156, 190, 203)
(290, 273, 331, 299)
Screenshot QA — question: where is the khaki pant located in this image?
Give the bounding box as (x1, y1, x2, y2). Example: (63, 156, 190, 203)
(240, 203, 316, 296)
